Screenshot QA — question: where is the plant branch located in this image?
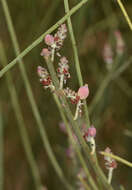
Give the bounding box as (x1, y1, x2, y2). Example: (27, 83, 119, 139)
(45, 58, 113, 190)
(0, 41, 42, 190)
(53, 94, 98, 190)
(0, 0, 88, 78)
(64, 0, 90, 127)
(0, 0, 73, 189)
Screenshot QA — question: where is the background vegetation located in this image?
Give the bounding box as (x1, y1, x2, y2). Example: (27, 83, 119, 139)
(0, 0, 132, 189)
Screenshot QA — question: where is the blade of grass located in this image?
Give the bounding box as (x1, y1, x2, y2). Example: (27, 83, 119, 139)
(0, 41, 42, 190)
(0, 106, 4, 190)
(0, 0, 88, 78)
(0, 1, 73, 189)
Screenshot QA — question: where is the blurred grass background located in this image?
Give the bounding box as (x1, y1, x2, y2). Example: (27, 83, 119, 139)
(0, 0, 132, 189)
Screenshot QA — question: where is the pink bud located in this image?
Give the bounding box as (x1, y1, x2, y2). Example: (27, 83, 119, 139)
(44, 34, 54, 46)
(87, 126, 96, 137)
(78, 84, 89, 100)
(37, 66, 43, 77)
(40, 48, 51, 57)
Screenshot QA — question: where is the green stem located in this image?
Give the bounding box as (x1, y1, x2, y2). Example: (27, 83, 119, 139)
(53, 94, 98, 190)
(37, 0, 61, 35)
(64, 0, 90, 127)
(45, 58, 113, 190)
(62, 2, 113, 188)
(0, 0, 88, 78)
(0, 1, 73, 189)
(0, 41, 42, 190)
(0, 106, 4, 190)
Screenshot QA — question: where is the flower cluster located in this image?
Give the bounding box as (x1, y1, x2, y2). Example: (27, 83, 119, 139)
(57, 57, 70, 89)
(83, 125, 96, 154)
(41, 24, 67, 61)
(103, 147, 117, 184)
(104, 147, 117, 170)
(38, 24, 71, 90)
(64, 85, 89, 120)
(64, 88, 80, 104)
(37, 66, 55, 91)
(38, 24, 89, 120)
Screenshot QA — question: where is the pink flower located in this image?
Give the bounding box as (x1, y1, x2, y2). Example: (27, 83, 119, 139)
(83, 125, 96, 141)
(40, 48, 51, 57)
(78, 84, 89, 100)
(104, 147, 117, 170)
(44, 34, 54, 46)
(87, 126, 96, 137)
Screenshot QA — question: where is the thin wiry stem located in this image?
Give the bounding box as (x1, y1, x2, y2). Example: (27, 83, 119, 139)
(0, 41, 42, 190)
(0, 106, 4, 190)
(45, 58, 113, 190)
(117, 0, 132, 31)
(63, 2, 114, 189)
(108, 168, 113, 184)
(53, 94, 98, 190)
(64, 0, 90, 127)
(0, 0, 88, 78)
(0, 1, 73, 189)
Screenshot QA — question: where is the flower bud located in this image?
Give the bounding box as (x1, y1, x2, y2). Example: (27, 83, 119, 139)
(44, 34, 54, 46)
(40, 48, 51, 57)
(78, 84, 89, 100)
(87, 126, 96, 137)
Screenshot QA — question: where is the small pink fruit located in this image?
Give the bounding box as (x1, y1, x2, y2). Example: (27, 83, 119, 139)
(78, 84, 89, 100)
(44, 34, 54, 46)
